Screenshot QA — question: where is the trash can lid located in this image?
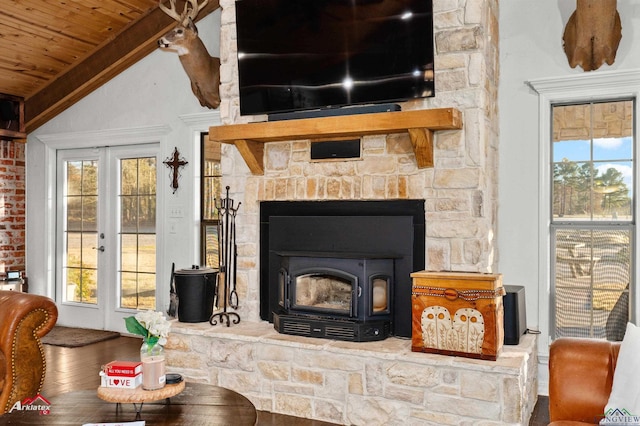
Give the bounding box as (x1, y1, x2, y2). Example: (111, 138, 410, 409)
(174, 267, 218, 275)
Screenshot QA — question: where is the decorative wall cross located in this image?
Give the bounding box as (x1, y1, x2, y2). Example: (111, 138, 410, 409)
(164, 147, 188, 193)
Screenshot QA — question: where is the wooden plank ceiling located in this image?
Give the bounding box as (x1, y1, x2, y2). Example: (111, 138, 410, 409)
(0, 0, 219, 133)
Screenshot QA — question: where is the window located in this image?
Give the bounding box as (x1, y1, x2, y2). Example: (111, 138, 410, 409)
(200, 132, 222, 268)
(551, 100, 634, 341)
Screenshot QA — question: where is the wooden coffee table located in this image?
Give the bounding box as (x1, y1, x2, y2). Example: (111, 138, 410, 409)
(3, 382, 257, 425)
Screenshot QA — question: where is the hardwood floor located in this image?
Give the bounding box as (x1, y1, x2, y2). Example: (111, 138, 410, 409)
(40, 335, 549, 425)
(530, 395, 550, 425)
(41, 335, 337, 425)
(42, 335, 142, 398)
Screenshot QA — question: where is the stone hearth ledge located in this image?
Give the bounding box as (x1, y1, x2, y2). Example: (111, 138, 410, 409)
(165, 320, 537, 425)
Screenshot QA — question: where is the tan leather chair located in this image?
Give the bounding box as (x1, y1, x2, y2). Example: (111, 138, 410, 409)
(549, 338, 621, 425)
(0, 291, 58, 414)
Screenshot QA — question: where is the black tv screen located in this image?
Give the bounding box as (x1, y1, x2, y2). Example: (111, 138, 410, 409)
(235, 0, 435, 117)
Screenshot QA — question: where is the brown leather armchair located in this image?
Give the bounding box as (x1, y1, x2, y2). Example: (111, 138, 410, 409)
(549, 338, 621, 425)
(0, 291, 58, 414)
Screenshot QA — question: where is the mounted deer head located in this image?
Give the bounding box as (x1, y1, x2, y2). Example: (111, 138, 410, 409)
(158, 0, 221, 108)
(563, 0, 622, 72)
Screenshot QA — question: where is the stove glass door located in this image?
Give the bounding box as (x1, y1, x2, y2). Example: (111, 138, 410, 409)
(292, 272, 356, 317)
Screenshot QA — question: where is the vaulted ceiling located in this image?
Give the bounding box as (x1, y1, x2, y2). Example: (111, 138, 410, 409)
(0, 0, 219, 133)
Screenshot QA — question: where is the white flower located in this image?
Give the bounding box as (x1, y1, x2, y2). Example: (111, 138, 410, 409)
(134, 310, 171, 340)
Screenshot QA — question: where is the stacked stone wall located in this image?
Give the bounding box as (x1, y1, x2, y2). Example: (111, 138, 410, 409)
(166, 323, 537, 425)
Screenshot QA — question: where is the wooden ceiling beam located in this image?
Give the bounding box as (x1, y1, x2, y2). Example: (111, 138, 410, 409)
(24, 0, 220, 133)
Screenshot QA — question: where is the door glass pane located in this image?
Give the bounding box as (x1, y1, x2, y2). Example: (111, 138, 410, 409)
(121, 196, 138, 233)
(67, 196, 82, 231)
(63, 160, 98, 304)
(120, 272, 138, 309)
(66, 161, 82, 195)
(119, 157, 156, 310)
(138, 234, 156, 274)
(84, 193, 98, 232)
(121, 234, 138, 272)
(66, 267, 97, 304)
(139, 195, 156, 230)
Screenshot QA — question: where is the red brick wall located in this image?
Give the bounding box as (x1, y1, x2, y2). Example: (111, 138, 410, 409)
(0, 139, 25, 274)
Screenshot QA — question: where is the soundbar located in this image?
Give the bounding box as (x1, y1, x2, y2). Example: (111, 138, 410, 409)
(268, 103, 401, 122)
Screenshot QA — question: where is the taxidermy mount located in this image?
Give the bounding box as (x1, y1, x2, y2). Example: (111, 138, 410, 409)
(563, 0, 622, 72)
(158, 0, 221, 108)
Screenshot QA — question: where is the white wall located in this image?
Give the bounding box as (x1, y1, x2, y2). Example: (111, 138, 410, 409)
(25, 12, 221, 309)
(499, 0, 640, 393)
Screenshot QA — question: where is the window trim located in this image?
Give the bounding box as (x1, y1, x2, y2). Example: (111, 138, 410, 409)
(528, 70, 640, 348)
(177, 110, 221, 269)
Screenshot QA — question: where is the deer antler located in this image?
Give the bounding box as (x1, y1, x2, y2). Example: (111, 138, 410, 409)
(159, 0, 209, 25)
(186, 0, 209, 21)
(158, 0, 185, 23)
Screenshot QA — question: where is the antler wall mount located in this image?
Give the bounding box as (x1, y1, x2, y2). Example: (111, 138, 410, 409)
(563, 0, 622, 72)
(157, 0, 221, 108)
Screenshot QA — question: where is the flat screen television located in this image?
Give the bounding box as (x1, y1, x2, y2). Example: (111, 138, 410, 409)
(235, 0, 435, 118)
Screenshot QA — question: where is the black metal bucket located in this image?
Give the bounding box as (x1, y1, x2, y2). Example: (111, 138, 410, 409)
(174, 267, 217, 323)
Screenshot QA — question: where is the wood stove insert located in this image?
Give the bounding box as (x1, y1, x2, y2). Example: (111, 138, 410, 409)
(274, 251, 397, 341)
(260, 200, 426, 340)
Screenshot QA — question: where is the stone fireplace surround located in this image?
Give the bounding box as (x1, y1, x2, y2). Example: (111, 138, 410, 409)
(166, 322, 537, 425)
(166, 197, 537, 423)
(163, 0, 538, 424)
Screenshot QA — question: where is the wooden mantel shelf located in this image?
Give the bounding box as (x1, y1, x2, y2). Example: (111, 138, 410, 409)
(208, 108, 463, 175)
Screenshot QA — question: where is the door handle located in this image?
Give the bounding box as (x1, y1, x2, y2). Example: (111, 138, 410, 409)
(93, 246, 105, 252)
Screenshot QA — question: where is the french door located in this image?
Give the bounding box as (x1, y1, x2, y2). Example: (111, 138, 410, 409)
(55, 145, 159, 331)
